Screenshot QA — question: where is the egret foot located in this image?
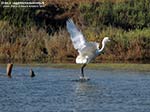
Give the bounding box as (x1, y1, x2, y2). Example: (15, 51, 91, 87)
(79, 76, 90, 82)
(72, 76, 90, 82)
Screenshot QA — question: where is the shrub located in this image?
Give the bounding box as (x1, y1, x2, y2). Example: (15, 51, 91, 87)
(80, 0, 150, 30)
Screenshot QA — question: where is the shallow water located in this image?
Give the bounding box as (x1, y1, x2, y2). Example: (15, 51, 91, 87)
(0, 65, 150, 112)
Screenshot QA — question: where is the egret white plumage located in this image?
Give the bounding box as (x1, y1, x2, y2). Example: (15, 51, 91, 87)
(66, 19, 110, 80)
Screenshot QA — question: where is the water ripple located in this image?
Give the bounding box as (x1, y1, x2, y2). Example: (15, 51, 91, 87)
(0, 66, 150, 112)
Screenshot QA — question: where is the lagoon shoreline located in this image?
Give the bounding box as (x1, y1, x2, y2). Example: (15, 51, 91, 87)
(0, 63, 150, 72)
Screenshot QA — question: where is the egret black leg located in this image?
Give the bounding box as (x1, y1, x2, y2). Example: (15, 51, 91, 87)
(81, 64, 86, 77)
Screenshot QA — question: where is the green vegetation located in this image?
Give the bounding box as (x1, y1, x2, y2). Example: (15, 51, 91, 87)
(49, 63, 150, 72)
(80, 0, 150, 29)
(0, 0, 149, 63)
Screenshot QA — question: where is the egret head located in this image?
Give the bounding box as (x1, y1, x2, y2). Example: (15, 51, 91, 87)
(103, 37, 110, 43)
(98, 37, 110, 54)
(102, 37, 110, 45)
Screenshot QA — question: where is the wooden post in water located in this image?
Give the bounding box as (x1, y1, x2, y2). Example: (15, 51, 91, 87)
(6, 63, 13, 78)
(30, 69, 35, 78)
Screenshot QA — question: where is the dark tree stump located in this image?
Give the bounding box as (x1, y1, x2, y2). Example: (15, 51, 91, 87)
(7, 63, 13, 78)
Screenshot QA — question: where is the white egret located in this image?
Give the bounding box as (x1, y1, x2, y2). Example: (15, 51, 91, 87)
(66, 19, 110, 80)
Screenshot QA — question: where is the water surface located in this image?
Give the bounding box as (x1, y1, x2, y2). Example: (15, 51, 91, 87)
(0, 65, 150, 112)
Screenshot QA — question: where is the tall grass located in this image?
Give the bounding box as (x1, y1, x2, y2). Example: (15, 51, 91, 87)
(0, 0, 149, 63)
(82, 26, 150, 62)
(0, 21, 149, 63)
(0, 21, 48, 62)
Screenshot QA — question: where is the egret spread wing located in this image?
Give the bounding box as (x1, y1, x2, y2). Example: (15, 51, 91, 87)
(80, 42, 100, 56)
(66, 19, 86, 51)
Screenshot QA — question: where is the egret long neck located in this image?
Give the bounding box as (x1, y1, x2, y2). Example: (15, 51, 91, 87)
(98, 41, 105, 54)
